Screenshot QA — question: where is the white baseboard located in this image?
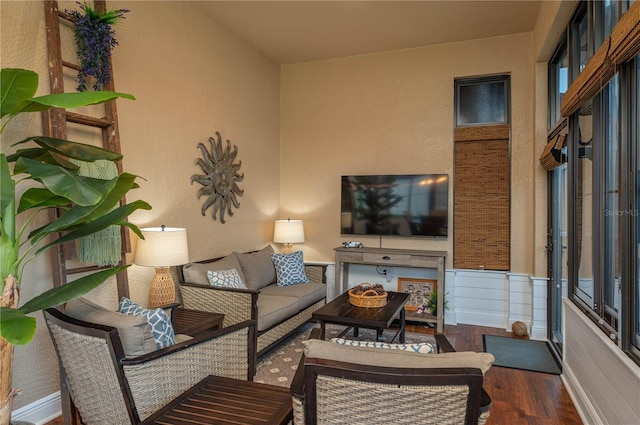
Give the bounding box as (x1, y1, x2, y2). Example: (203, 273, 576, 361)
(561, 363, 600, 425)
(455, 310, 507, 328)
(11, 392, 61, 425)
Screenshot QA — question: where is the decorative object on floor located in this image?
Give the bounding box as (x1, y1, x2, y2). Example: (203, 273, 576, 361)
(483, 334, 561, 375)
(67, 2, 129, 91)
(191, 131, 244, 223)
(398, 277, 437, 311)
(348, 283, 387, 307)
(254, 323, 440, 387)
(511, 320, 529, 336)
(135, 225, 189, 308)
(273, 218, 305, 253)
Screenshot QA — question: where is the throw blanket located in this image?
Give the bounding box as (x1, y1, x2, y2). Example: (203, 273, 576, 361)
(72, 159, 121, 267)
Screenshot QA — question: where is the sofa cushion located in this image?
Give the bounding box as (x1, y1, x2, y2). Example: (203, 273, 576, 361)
(303, 338, 495, 375)
(65, 297, 157, 357)
(271, 251, 309, 286)
(259, 282, 326, 310)
(236, 245, 276, 291)
(182, 254, 246, 286)
(118, 297, 176, 349)
(330, 338, 434, 354)
(207, 268, 247, 289)
(256, 294, 299, 331)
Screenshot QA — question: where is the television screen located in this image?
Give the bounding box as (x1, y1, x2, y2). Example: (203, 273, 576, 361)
(341, 174, 449, 237)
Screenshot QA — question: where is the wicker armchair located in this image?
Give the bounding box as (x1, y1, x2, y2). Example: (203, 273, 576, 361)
(44, 308, 256, 425)
(290, 331, 494, 425)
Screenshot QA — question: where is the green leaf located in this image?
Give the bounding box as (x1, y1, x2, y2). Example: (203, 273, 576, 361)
(38, 200, 151, 253)
(12, 137, 123, 162)
(1, 68, 38, 119)
(8, 148, 81, 172)
(0, 308, 36, 345)
(18, 157, 104, 206)
(0, 226, 19, 281)
(0, 154, 15, 222)
(17, 188, 71, 213)
(14, 91, 135, 117)
(20, 266, 129, 314)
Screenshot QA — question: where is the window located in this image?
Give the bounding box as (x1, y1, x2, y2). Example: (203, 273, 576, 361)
(455, 76, 509, 126)
(551, 0, 640, 365)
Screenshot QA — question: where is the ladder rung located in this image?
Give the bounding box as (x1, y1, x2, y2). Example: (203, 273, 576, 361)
(66, 111, 112, 128)
(57, 9, 77, 23)
(65, 265, 114, 275)
(62, 60, 80, 71)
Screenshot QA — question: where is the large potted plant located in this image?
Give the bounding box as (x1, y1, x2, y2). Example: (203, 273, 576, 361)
(0, 68, 150, 423)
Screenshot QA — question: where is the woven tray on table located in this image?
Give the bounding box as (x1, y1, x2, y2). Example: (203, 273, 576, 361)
(348, 288, 388, 308)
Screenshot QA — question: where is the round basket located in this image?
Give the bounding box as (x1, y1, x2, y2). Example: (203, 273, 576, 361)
(348, 288, 388, 308)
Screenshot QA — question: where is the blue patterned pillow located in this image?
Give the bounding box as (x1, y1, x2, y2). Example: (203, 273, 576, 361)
(118, 297, 176, 349)
(270, 251, 309, 286)
(207, 268, 246, 289)
(330, 338, 434, 354)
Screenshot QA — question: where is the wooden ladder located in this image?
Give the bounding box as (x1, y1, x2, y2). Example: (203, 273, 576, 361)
(42, 0, 131, 298)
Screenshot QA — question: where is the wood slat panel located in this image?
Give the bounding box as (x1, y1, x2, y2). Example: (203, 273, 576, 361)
(454, 126, 510, 270)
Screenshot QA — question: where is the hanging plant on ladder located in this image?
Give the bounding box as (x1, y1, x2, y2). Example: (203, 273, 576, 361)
(67, 2, 129, 91)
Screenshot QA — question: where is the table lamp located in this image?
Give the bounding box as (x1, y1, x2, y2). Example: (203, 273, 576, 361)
(273, 219, 305, 254)
(134, 225, 189, 308)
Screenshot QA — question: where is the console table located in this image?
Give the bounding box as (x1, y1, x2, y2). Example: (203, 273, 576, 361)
(334, 247, 447, 332)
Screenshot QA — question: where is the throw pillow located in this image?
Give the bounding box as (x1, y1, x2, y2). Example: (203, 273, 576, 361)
(182, 253, 246, 286)
(118, 297, 176, 349)
(235, 245, 277, 290)
(207, 268, 247, 289)
(270, 251, 309, 286)
(330, 338, 434, 354)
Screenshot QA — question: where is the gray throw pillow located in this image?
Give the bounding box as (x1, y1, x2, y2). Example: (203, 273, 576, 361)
(182, 254, 247, 286)
(235, 245, 277, 290)
(65, 297, 157, 357)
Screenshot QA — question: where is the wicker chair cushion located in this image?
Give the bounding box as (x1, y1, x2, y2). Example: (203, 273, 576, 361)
(303, 339, 495, 374)
(329, 338, 435, 353)
(256, 294, 299, 331)
(258, 282, 326, 310)
(270, 251, 309, 286)
(65, 297, 156, 356)
(182, 254, 247, 286)
(235, 245, 277, 290)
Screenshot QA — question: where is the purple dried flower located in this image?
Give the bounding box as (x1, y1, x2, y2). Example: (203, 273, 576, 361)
(67, 2, 129, 91)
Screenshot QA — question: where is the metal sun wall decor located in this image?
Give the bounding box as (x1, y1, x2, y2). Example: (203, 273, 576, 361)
(191, 132, 244, 223)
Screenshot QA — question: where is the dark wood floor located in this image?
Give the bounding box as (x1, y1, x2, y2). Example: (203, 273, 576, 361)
(45, 323, 582, 425)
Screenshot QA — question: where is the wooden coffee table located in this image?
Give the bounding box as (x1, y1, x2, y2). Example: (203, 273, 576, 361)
(312, 291, 410, 342)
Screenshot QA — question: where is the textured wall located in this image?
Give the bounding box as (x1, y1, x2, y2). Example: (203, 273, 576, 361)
(280, 33, 535, 273)
(2, 0, 280, 410)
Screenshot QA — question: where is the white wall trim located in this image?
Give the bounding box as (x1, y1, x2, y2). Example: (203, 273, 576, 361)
(11, 391, 61, 425)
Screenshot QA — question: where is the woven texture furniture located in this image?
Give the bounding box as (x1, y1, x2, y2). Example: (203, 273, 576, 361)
(44, 308, 256, 425)
(291, 331, 493, 425)
(179, 262, 327, 357)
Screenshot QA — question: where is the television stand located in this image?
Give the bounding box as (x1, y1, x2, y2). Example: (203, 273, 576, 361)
(334, 247, 447, 332)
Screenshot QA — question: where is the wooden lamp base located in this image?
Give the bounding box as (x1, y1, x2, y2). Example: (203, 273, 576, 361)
(148, 266, 176, 308)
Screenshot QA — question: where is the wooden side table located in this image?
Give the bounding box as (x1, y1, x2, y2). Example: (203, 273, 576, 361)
(174, 308, 224, 336)
(140, 375, 293, 424)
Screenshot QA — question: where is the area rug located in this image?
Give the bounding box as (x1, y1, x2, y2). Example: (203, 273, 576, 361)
(254, 323, 441, 387)
(483, 334, 562, 375)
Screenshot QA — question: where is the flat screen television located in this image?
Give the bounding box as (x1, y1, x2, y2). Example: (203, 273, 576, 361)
(341, 174, 449, 237)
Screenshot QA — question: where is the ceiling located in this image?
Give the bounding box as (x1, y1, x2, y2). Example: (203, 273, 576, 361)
(198, 1, 543, 64)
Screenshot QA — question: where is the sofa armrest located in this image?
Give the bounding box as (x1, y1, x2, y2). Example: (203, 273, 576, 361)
(304, 263, 327, 283)
(435, 333, 456, 353)
(122, 320, 255, 421)
(179, 282, 258, 327)
(291, 327, 321, 401)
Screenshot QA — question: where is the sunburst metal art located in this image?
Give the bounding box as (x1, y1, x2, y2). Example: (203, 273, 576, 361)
(191, 132, 244, 223)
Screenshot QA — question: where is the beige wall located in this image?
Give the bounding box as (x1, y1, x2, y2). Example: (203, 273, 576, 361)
(280, 33, 535, 272)
(2, 0, 280, 410)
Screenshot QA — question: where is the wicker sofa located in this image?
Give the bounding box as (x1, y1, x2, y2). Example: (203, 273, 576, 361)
(178, 245, 327, 359)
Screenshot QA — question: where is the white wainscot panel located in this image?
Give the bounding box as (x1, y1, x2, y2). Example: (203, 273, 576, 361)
(453, 270, 509, 328)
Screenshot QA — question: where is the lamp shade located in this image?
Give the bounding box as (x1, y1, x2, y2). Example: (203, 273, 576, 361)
(273, 219, 305, 244)
(135, 226, 189, 267)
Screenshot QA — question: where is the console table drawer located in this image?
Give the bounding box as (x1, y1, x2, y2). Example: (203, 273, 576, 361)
(363, 252, 411, 266)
